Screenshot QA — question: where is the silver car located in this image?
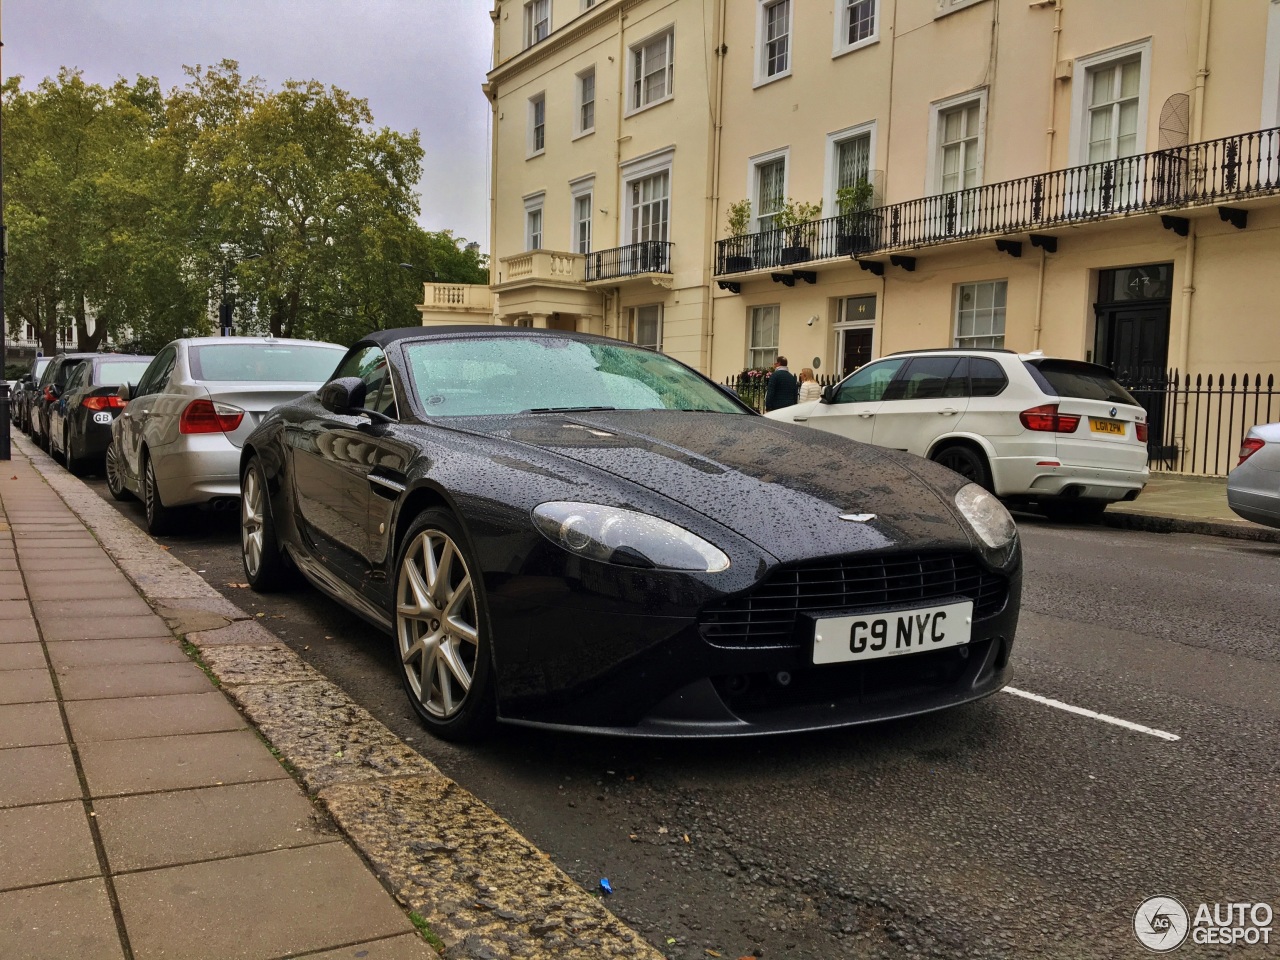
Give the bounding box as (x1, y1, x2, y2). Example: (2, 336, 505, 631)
(106, 336, 347, 533)
(1227, 422, 1280, 528)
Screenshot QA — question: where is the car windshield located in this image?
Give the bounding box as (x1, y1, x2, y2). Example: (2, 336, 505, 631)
(188, 343, 343, 382)
(1026, 360, 1140, 406)
(95, 359, 152, 386)
(402, 336, 746, 417)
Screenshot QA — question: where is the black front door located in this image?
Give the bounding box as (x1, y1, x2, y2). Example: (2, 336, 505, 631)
(1094, 264, 1174, 460)
(841, 328, 874, 377)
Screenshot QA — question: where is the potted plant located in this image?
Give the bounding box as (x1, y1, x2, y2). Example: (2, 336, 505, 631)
(835, 179, 879, 256)
(723, 199, 754, 273)
(776, 198, 823, 265)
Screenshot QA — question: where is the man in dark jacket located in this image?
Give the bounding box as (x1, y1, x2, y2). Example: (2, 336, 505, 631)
(764, 355, 799, 411)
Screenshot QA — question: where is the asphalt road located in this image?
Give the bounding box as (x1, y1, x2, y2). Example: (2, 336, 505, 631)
(81, 473, 1280, 960)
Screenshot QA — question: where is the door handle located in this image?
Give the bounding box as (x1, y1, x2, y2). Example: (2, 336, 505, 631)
(938, 408, 959, 416)
(792, 416, 808, 422)
(858, 412, 874, 419)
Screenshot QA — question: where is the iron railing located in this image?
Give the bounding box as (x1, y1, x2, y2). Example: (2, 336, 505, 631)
(1119, 370, 1278, 477)
(724, 369, 1278, 478)
(715, 126, 1280, 275)
(584, 240, 674, 282)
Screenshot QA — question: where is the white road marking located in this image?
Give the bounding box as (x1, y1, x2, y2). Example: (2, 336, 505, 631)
(1002, 686, 1181, 741)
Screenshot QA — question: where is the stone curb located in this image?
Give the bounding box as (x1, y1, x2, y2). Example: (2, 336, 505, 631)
(1102, 510, 1280, 544)
(14, 436, 663, 960)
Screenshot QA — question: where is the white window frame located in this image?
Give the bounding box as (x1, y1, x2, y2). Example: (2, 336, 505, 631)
(747, 305, 781, 370)
(926, 89, 987, 197)
(524, 192, 545, 250)
(524, 0, 550, 48)
(576, 67, 596, 138)
(528, 93, 546, 158)
(824, 121, 877, 216)
(833, 0, 879, 58)
(754, 0, 793, 87)
(1265, 1, 1280, 129)
(619, 147, 675, 245)
(934, 0, 987, 17)
(747, 146, 789, 233)
(631, 304, 664, 351)
(953, 280, 1007, 350)
(1068, 39, 1153, 168)
(627, 26, 675, 115)
(570, 175, 595, 255)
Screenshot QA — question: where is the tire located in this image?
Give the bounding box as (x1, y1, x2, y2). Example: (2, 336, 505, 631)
(64, 427, 87, 476)
(142, 452, 176, 535)
(105, 442, 132, 501)
(931, 443, 993, 491)
(1040, 499, 1108, 524)
(240, 457, 293, 591)
(394, 509, 496, 742)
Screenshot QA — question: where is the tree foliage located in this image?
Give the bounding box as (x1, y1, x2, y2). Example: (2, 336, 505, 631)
(3, 61, 487, 354)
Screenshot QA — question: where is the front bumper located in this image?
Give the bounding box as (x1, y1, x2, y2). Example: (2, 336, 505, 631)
(491, 550, 1021, 737)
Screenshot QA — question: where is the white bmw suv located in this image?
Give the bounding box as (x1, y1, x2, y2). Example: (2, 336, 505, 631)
(764, 349, 1149, 521)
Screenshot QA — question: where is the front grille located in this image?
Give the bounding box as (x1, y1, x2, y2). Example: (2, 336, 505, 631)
(700, 552, 1008, 650)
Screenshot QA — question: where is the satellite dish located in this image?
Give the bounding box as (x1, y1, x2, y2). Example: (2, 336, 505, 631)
(1158, 94, 1190, 150)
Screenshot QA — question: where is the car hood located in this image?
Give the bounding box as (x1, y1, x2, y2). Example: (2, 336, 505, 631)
(448, 410, 973, 563)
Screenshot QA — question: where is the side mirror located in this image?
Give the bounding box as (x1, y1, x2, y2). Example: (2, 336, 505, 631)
(820, 385, 835, 404)
(319, 377, 367, 417)
(117, 383, 133, 402)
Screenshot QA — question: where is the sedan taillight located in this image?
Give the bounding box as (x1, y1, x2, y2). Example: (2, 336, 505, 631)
(180, 399, 245, 434)
(1237, 437, 1265, 466)
(82, 396, 126, 411)
(1019, 404, 1081, 433)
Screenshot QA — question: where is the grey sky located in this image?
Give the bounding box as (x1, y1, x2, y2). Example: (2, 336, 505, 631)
(4, 0, 494, 250)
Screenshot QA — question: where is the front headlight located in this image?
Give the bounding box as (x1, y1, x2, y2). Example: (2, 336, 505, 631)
(954, 483, 1018, 565)
(532, 502, 730, 572)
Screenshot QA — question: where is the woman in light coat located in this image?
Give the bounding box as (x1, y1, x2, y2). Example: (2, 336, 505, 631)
(798, 367, 822, 402)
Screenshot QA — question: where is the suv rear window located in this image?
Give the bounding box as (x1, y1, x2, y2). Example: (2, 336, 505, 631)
(1025, 360, 1138, 405)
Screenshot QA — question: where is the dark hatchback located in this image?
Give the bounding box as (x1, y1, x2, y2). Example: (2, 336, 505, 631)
(30, 353, 98, 450)
(239, 327, 1022, 742)
(48, 354, 154, 474)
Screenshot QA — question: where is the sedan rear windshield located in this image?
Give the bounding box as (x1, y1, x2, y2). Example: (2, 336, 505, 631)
(94, 359, 153, 386)
(188, 343, 344, 382)
(1026, 360, 1139, 405)
(403, 336, 746, 417)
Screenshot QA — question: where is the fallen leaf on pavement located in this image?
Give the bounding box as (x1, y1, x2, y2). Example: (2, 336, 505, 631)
(226, 583, 249, 588)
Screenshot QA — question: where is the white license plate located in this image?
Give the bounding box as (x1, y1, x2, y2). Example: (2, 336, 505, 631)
(812, 600, 974, 665)
(93, 412, 113, 424)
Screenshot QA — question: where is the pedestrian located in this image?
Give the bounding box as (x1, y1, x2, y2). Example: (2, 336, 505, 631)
(798, 367, 822, 402)
(764, 355, 799, 411)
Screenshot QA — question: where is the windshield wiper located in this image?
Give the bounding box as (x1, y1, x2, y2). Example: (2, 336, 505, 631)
(521, 405, 618, 414)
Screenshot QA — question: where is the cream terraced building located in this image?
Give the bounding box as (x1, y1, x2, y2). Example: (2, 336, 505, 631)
(472, 0, 1280, 472)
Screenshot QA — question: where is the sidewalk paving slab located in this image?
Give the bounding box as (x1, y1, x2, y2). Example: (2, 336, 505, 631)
(65, 692, 247, 743)
(78, 729, 288, 797)
(0, 879, 125, 960)
(0, 801, 99, 891)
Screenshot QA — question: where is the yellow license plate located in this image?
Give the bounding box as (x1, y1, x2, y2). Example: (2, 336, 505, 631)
(1089, 417, 1125, 435)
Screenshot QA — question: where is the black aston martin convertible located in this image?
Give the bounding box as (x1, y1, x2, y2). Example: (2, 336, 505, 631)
(239, 327, 1021, 741)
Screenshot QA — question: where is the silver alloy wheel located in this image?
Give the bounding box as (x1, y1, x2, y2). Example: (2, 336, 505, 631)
(241, 466, 264, 580)
(105, 444, 124, 494)
(396, 528, 480, 719)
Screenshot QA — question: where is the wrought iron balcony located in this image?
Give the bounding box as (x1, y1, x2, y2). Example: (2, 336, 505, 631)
(584, 240, 674, 282)
(715, 126, 1280, 276)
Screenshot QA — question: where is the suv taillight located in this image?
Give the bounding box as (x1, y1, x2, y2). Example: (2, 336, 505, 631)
(82, 396, 126, 411)
(179, 399, 245, 434)
(1135, 421, 1148, 443)
(1237, 437, 1265, 466)
(1019, 404, 1081, 433)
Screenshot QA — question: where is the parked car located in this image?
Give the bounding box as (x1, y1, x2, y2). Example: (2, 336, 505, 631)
(47, 353, 154, 475)
(11, 357, 50, 433)
(106, 336, 346, 533)
(30, 354, 97, 451)
(239, 326, 1022, 742)
(764, 348, 1150, 522)
(1226, 423, 1280, 528)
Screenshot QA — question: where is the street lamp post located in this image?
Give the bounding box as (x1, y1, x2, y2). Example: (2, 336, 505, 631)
(219, 247, 260, 337)
(0, 12, 10, 461)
